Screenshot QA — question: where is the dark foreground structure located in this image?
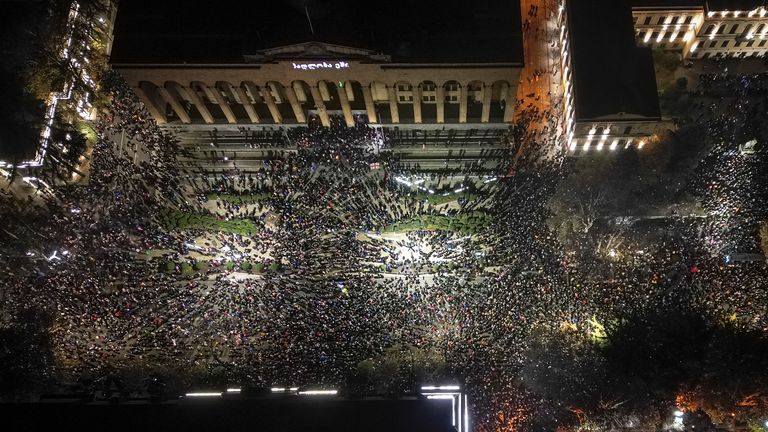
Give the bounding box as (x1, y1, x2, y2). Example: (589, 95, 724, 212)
(4, 395, 455, 432)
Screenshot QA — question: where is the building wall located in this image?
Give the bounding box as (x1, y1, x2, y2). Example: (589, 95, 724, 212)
(558, 0, 667, 153)
(114, 61, 522, 127)
(632, 5, 768, 59)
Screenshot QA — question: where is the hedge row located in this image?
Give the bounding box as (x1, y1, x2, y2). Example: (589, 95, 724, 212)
(414, 192, 479, 206)
(160, 260, 281, 274)
(381, 212, 492, 234)
(160, 210, 258, 236)
(207, 193, 271, 205)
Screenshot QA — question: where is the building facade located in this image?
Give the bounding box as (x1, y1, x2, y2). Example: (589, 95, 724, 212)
(113, 42, 521, 129)
(632, 2, 768, 59)
(558, 0, 669, 154)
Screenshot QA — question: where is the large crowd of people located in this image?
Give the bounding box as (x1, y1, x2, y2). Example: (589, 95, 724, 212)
(1, 57, 767, 431)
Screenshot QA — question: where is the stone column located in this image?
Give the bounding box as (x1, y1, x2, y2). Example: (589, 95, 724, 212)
(503, 84, 515, 123)
(209, 85, 238, 124)
(179, 85, 214, 124)
(336, 81, 354, 127)
(260, 83, 283, 124)
(459, 84, 468, 123)
(234, 85, 260, 123)
(157, 86, 190, 123)
(308, 85, 330, 127)
(134, 86, 167, 124)
(284, 84, 307, 123)
(436, 85, 445, 124)
(412, 85, 423, 124)
(362, 84, 377, 123)
(481, 83, 492, 123)
(387, 85, 400, 124)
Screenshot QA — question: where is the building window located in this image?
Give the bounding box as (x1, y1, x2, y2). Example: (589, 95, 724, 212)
(702, 52, 711, 58)
(717, 25, 725, 34)
(397, 84, 411, 91)
(729, 24, 739, 34)
(721, 40, 729, 47)
(644, 16, 652, 25)
(398, 95, 413, 102)
(671, 16, 679, 24)
(709, 40, 717, 47)
(633, 16, 638, 24)
(446, 84, 459, 92)
(651, 31, 659, 40)
(447, 95, 458, 102)
(423, 95, 435, 102)
(690, 51, 699, 58)
(638, 31, 647, 40)
(704, 24, 715, 33)
(747, 40, 755, 47)
(421, 83, 436, 91)
(685, 15, 693, 24)
(759, 40, 767, 47)
(624, 126, 632, 135)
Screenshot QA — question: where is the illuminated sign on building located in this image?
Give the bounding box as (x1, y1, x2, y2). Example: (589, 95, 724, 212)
(292, 61, 350, 70)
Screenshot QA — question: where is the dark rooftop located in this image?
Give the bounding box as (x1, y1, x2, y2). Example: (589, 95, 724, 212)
(110, 0, 523, 65)
(567, 0, 661, 120)
(5, 395, 455, 432)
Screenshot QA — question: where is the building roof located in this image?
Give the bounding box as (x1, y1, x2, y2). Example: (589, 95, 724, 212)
(110, 0, 523, 65)
(6, 395, 455, 432)
(631, 0, 766, 11)
(567, 0, 661, 121)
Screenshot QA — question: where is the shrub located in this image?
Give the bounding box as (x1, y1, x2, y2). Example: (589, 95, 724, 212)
(254, 263, 265, 273)
(269, 262, 281, 272)
(240, 261, 252, 271)
(225, 261, 235, 271)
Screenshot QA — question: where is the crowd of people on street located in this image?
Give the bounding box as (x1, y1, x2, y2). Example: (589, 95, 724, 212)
(1, 61, 767, 431)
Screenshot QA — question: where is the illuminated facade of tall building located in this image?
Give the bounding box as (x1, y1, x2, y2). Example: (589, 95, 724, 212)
(632, 1, 768, 59)
(558, 0, 668, 153)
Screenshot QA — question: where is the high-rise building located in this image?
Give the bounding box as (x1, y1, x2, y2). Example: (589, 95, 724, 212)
(558, 0, 669, 153)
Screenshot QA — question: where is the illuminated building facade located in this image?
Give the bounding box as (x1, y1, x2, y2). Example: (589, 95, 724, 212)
(110, 1, 523, 134)
(113, 42, 521, 128)
(558, 0, 668, 154)
(632, 1, 768, 59)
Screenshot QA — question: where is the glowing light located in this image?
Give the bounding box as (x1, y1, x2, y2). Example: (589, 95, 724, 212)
(298, 390, 338, 396)
(674, 410, 684, 417)
(638, 140, 646, 149)
(185, 392, 222, 397)
(270, 387, 286, 392)
(427, 394, 455, 399)
(610, 139, 618, 151)
(226, 388, 241, 393)
(421, 385, 461, 391)
(691, 41, 699, 51)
